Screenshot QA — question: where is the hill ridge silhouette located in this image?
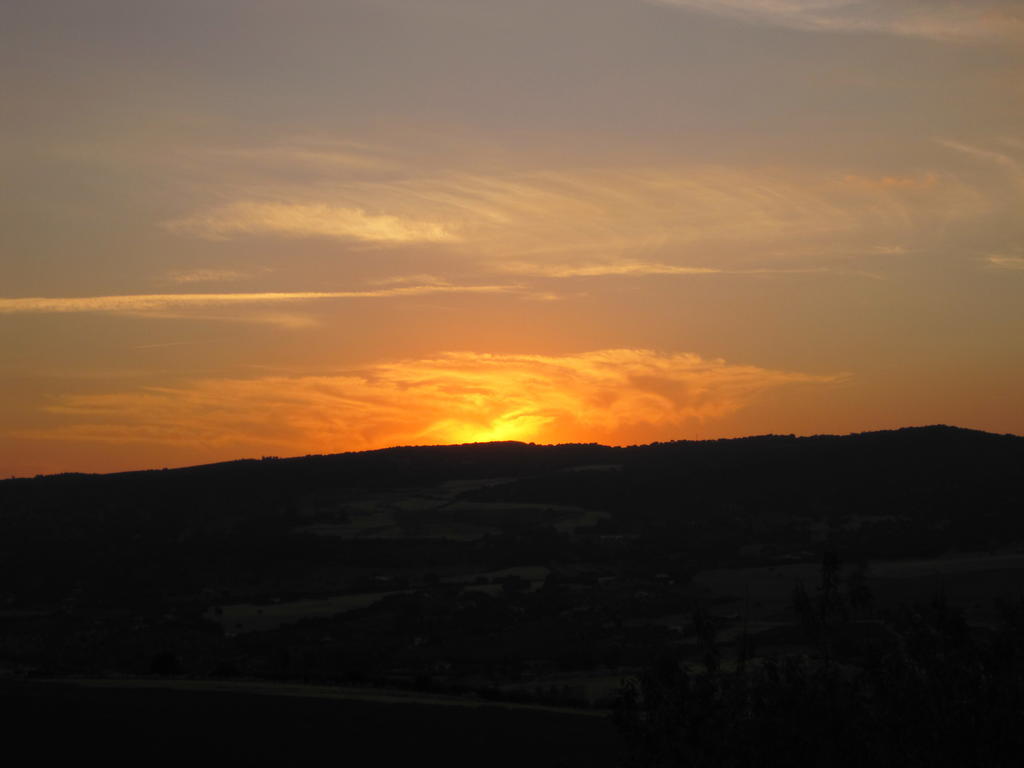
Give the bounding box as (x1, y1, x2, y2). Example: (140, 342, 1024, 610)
(6, 423, 1019, 482)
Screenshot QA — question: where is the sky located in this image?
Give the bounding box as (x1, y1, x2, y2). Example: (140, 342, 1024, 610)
(2, 0, 1023, 476)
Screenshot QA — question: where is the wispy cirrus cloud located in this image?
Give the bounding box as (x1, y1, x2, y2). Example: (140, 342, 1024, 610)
(17, 349, 845, 453)
(0, 284, 521, 315)
(495, 260, 853, 279)
(165, 268, 255, 284)
(133, 311, 323, 330)
(497, 261, 722, 278)
(938, 139, 1024, 187)
(645, 0, 1024, 41)
(199, 138, 393, 174)
(166, 165, 985, 268)
(167, 201, 456, 244)
(986, 255, 1024, 270)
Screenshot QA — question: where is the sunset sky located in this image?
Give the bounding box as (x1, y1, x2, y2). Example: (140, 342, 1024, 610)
(2, 0, 1023, 476)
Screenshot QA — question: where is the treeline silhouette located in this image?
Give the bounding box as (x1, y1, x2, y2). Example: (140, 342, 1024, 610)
(615, 552, 1024, 767)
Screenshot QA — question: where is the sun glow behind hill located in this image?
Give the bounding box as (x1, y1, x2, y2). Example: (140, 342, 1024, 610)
(429, 412, 552, 446)
(8, 350, 842, 473)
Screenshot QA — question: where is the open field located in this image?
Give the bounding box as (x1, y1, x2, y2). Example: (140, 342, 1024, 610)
(294, 476, 607, 541)
(694, 550, 1024, 629)
(209, 550, 1024, 638)
(51, 676, 611, 717)
(4, 678, 620, 765)
(208, 590, 413, 635)
(208, 565, 553, 635)
(498, 671, 637, 708)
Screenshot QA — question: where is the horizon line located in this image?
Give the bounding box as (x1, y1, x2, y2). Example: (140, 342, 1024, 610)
(5, 423, 1019, 481)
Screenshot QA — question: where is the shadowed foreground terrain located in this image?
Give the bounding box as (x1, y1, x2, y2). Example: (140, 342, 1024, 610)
(3, 678, 615, 765)
(3, 426, 1024, 764)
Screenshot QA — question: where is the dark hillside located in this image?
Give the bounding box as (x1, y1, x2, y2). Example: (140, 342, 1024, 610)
(1, 427, 1022, 608)
(2, 425, 1024, 766)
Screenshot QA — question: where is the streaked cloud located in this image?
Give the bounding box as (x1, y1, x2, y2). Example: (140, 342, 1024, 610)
(166, 268, 254, 284)
(938, 139, 1024, 188)
(133, 311, 323, 330)
(986, 255, 1024, 270)
(0, 284, 520, 315)
(866, 245, 909, 256)
(646, 1, 1024, 41)
(368, 273, 450, 286)
(18, 349, 844, 453)
(167, 201, 457, 244)
(498, 261, 722, 278)
(200, 138, 392, 174)
(841, 173, 940, 190)
(495, 259, 877, 279)
(167, 164, 984, 266)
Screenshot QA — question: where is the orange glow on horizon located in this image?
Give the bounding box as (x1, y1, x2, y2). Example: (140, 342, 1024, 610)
(422, 410, 553, 446)
(8, 350, 844, 474)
